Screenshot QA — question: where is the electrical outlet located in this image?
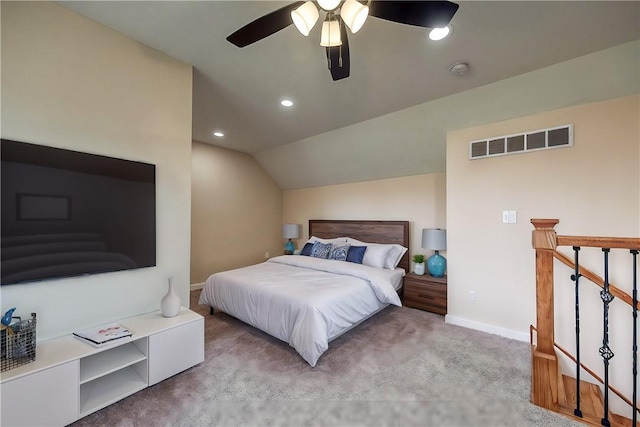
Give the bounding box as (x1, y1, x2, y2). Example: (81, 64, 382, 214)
(264, 252, 270, 259)
(469, 291, 476, 301)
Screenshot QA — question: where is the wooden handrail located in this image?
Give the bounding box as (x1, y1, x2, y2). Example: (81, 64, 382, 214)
(530, 325, 639, 413)
(556, 235, 640, 250)
(553, 250, 639, 311)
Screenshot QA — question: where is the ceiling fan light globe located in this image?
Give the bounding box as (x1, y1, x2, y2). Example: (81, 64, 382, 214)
(291, 2, 319, 36)
(317, 0, 341, 11)
(320, 20, 342, 47)
(341, 0, 368, 33)
(429, 25, 452, 41)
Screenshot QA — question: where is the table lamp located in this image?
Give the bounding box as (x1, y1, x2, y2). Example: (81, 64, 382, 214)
(422, 228, 447, 277)
(282, 224, 301, 255)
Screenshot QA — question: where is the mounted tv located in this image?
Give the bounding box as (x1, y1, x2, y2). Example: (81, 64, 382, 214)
(1, 139, 156, 285)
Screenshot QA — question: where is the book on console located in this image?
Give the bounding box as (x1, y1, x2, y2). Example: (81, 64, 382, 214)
(73, 322, 132, 347)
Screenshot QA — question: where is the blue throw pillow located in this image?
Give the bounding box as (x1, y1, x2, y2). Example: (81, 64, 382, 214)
(346, 246, 366, 264)
(329, 243, 350, 262)
(300, 242, 314, 256)
(310, 241, 332, 259)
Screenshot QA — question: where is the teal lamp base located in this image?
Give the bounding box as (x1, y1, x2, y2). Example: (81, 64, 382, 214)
(284, 239, 295, 255)
(427, 251, 446, 277)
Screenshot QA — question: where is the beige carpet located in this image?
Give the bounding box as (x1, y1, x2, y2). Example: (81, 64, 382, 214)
(71, 291, 584, 427)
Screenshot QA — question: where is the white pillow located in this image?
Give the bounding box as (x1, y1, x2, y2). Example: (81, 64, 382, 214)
(386, 245, 408, 269)
(346, 238, 407, 270)
(305, 236, 348, 245)
(360, 244, 392, 269)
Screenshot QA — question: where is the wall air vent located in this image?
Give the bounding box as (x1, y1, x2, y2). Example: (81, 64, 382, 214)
(469, 124, 573, 160)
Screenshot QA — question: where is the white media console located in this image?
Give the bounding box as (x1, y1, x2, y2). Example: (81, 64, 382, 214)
(0, 308, 204, 426)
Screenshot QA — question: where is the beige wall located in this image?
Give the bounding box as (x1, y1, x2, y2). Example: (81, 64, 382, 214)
(283, 173, 446, 262)
(446, 95, 639, 409)
(447, 94, 639, 337)
(1, 2, 193, 341)
(191, 141, 282, 284)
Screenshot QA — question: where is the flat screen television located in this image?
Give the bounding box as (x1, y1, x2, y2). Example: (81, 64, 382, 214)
(1, 139, 156, 285)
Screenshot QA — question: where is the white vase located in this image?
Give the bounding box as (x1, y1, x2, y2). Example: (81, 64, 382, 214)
(414, 263, 425, 275)
(161, 278, 181, 318)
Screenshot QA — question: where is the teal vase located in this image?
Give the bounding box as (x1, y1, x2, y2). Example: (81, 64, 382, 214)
(427, 251, 446, 277)
(284, 239, 295, 255)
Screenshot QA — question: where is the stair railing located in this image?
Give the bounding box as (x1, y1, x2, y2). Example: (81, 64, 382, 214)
(530, 325, 635, 416)
(531, 219, 640, 426)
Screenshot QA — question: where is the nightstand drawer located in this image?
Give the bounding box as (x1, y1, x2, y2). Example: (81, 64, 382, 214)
(402, 273, 447, 315)
(403, 280, 446, 296)
(403, 288, 447, 315)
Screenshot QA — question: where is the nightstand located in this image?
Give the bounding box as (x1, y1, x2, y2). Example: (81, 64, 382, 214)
(403, 273, 447, 315)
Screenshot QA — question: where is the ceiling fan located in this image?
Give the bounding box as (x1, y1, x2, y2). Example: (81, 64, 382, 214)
(227, 1, 459, 81)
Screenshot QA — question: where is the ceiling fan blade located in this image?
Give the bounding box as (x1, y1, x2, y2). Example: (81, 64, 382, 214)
(369, 1, 459, 28)
(326, 18, 350, 81)
(227, 1, 304, 47)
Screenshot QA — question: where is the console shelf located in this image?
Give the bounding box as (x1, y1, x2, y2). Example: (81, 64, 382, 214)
(80, 364, 147, 416)
(1, 308, 204, 427)
(80, 340, 147, 384)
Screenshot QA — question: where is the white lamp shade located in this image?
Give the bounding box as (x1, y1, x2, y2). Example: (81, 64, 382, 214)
(282, 223, 301, 239)
(317, 0, 341, 11)
(291, 2, 319, 36)
(421, 229, 447, 251)
(340, 0, 369, 33)
(320, 20, 342, 47)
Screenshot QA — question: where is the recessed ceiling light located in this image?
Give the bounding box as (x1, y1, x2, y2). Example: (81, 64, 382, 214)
(281, 99, 294, 107)
(429, 25, 452, 41)
(213, 131, 224, 137)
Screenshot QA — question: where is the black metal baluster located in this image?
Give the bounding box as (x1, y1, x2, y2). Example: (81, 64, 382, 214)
(599, 248, 614, 427)
(631, 249, 638, 427)
(571, 246, 583, 418)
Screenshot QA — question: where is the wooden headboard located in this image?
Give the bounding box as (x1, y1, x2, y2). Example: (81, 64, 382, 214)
(308, 220, 410, 272)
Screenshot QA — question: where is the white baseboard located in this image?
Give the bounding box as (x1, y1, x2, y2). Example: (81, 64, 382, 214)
(190, 282, 204, 291)
(445, 315, 529, 342)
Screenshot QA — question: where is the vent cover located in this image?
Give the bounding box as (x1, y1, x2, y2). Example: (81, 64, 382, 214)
(469, 124, 573, 160)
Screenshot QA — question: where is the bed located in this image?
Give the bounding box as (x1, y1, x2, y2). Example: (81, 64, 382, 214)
(198, 220, 409, 367)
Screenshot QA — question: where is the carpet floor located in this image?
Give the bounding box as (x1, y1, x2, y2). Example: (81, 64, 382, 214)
(71, 291, 584, 427)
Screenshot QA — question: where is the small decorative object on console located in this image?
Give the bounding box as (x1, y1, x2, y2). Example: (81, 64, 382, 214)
(161, 277, 181, 318)
(1, 308, 16, 326)
(1, 312, 37, 372)
(73, 322, 132, 347)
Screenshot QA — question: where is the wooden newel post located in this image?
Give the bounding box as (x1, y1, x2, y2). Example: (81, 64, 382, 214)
(530, 218, 560, 410)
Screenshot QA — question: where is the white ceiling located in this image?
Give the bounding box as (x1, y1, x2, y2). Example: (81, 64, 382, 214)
(58, 1, 640, 189)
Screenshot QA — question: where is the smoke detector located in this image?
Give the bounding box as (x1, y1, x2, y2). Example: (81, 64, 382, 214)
(449, 62, 469, 76)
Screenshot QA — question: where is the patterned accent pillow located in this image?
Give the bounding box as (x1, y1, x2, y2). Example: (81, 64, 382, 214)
(328, 243, 351, 262)
(310, 241, 332, 259)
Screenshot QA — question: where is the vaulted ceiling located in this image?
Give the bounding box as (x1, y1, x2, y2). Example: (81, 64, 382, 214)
(60, 1, 640, 189)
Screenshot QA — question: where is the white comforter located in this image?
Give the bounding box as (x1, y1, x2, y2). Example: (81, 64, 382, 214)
(198, 255, 402, 366)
